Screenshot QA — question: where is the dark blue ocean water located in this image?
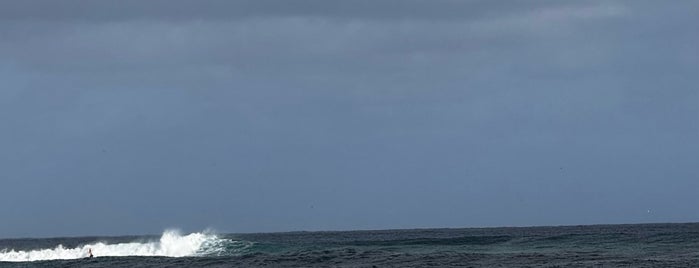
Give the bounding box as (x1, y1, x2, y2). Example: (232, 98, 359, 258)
(1, 223, 698, 267)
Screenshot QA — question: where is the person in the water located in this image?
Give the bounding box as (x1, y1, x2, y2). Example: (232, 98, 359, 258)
(88, 248, 93, 258)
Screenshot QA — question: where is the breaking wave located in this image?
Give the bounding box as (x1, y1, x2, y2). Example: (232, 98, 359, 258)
(0, 230, 246, 262)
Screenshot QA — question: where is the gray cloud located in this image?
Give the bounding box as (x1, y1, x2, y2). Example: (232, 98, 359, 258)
(0, 1, 697, 237)
(1, 0, 594, 22)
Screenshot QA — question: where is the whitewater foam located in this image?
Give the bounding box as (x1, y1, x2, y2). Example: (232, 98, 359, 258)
(0, 230, 230, 262)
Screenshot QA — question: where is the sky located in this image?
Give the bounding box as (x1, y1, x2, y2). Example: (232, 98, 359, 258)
(0, 0, 697, 238)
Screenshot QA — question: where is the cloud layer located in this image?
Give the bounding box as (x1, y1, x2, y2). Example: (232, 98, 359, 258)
(0, 0, 697, 237)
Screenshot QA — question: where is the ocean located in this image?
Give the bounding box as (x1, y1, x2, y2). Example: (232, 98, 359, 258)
(1, 223, 697, 267)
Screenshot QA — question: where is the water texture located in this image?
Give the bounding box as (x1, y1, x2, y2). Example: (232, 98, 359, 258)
(1, 223, 698, 267)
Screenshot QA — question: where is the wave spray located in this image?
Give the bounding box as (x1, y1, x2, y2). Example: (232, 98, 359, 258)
(0, 230, 233, 262)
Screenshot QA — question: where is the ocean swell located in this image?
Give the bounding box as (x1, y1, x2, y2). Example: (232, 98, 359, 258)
(0, 230, 232, 262)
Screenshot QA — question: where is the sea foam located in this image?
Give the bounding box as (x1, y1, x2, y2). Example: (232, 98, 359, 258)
(0, 230, 226, 262)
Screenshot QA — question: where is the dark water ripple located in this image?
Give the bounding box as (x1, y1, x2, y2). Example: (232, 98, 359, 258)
(2, 222, 698, 267)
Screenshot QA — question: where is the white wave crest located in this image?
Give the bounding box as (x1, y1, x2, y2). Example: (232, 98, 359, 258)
(0, 230, 227, 262)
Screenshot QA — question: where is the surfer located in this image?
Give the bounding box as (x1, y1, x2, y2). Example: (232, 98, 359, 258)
(88, 248, 93, 258)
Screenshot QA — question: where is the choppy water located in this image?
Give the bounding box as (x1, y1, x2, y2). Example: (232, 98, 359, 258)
(1, 223, 698, 267)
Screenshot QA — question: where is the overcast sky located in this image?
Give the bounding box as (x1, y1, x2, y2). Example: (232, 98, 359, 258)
(1, 0, 697, 238)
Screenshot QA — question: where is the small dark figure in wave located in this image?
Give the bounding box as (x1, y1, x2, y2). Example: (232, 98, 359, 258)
(87, 248, 93, 258)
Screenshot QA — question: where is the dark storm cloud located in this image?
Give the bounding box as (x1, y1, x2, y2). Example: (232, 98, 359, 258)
(0, 1, 697, 238)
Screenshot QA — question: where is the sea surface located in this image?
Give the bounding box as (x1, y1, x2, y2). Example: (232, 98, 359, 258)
(1, 222, 698, 267)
